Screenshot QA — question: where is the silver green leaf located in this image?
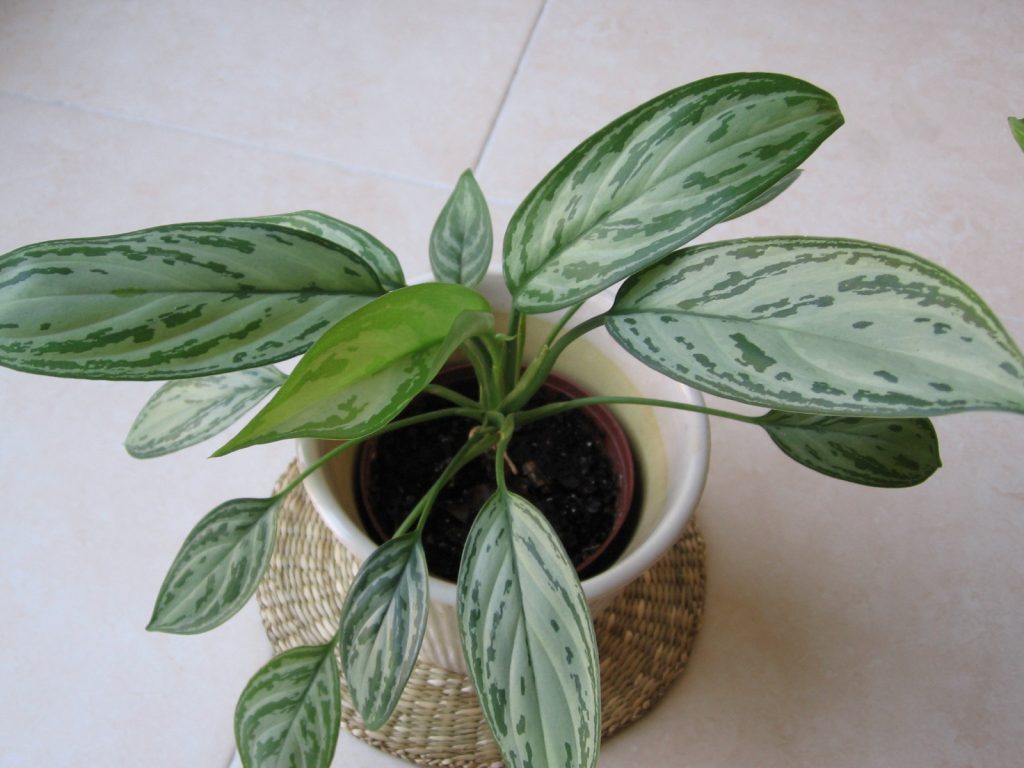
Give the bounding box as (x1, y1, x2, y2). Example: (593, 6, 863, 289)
(430, 170, 493, 288)
(723, 169, 802, 221)
(0, 219, 390, 380)
(125, 365, 286, 458)
(147, 496, 278, 634)
(1010, 116, 1024, 154)
(243, 210, 405, 290)
(339, 533, 428, 730)
(215, 283, 493, 454)
(457, 490, 600, 768)
(504, 72, 843, 313)
(607, 236, 1024, 417)
(235, 643, 341, 768)
(758, 411, 941, 487)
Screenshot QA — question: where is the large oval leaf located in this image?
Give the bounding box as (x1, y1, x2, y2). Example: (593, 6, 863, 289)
(215, 283, 493, 454)
(235, 643, 341, 768)
(339, 533, 428, 729)
(457, 491, 600, 768)
(147, 496, 278, 634)
(607, 237, 1024, 416)
(758, 411, 941, 487)
(504, 72, 843, 313)
(0, 219, 391, 380)
(243, 210, 405, 290)
(125, 365, 286, 458)
(430, 170, 493, 288)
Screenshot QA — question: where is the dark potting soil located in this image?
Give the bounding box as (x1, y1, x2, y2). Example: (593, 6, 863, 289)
(357, 378, 637, 583)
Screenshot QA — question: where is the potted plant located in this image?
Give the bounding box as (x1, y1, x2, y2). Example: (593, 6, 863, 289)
(1, 72, 1022, 768)
(295, 266, 711, 676)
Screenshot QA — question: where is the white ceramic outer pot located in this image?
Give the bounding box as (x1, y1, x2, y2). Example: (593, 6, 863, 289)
(297, 270, 710, 674)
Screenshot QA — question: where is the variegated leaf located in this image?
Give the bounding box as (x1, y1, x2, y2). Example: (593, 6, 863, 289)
(235, 643, 341, 768)
(215, 283, 493, 454)
(430, 170, 493, 288)
(339, 533, 428, 730)
(758, 411, 941, 487)
(147, 496, 278, 634)
(504, 72, 843, 313)
(607, 237, 1024, 417)
(0, 219, 390, 380)
(457, 491, 600, 768)
(244, 210, 405, 290)
(125, 365, 286, 458)
(723, 169, 802, 221)
(1010, 116, 1024, 153)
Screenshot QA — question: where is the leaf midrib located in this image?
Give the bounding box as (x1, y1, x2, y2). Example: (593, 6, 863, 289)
(270, 647, 333, 768)
(516, 104, 835, 296)
(505, 502, 579, 767)
(615, 306, 1020, 388)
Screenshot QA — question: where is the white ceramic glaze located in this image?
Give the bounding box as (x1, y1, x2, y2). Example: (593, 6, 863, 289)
(297, 271, 710, 673)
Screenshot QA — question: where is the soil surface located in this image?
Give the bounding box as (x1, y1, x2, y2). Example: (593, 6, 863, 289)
(358, 376, 637, 582)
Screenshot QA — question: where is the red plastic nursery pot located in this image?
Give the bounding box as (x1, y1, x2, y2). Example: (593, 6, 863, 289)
(355, 365, 639, 582)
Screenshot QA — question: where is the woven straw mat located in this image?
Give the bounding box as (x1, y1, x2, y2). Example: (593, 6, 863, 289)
(256, 461, 707, 767)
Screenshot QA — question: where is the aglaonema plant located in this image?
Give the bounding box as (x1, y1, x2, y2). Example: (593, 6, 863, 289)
(2, 73, 1022, 768)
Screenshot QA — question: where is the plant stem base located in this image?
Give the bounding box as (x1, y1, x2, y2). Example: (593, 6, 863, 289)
(257, 461, 707, 767)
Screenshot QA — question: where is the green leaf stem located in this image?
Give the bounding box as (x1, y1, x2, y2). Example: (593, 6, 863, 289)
(148, 496, 278, 634)
(607, 236, 1024, 416)
(457, 490, 600, 768)
(504, 72, 843, 313)
(758, 411, 941, 487)
(125, 366, 286, 458)
(0, 218, 394, 380)
(339, 534, 429, 729)
(215, 283, 493, 454)
(235, 643, 341, 768)
(430, 170, 493, 287)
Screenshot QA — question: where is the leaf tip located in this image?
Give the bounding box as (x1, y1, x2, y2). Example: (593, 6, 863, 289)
(210, 433, 248, 457)
(123, 440, 150, 460)
(145, 611, 169, 634)
(362, 712, 388, 732)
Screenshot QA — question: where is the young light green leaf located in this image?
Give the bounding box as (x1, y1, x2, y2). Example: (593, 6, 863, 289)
(147, 496, 278, 634)
(504, 72, 843, 313)
(723, 169, 802, 221)
(235, 643, 341, 768)
(758, 411, 941, 487)
(457, 491, 600, 768)
(430, 170, 493, 288)
(125, 366, 286, 458)
(607, 236, 1024, 417)
(1010, 116, 1024, 154)
(214, 283, 493, 454)
(339, 533, 428, 730)
(243, 210, 405, 290)
(0, 219, 391, 380)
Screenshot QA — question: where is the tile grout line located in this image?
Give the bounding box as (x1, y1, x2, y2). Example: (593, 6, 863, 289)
(472, 0, 549, 176)
(0, 88, 452, 193)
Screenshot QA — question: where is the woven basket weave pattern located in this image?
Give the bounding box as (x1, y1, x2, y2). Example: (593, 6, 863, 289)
(256, 462, 706, 767)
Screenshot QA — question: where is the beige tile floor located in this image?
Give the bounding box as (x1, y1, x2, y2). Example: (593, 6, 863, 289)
(1, 1, 1022, 766)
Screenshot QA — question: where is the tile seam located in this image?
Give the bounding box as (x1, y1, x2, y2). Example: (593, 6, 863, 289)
(472, 0, 549, 176)
(0, 88, 452, 193)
